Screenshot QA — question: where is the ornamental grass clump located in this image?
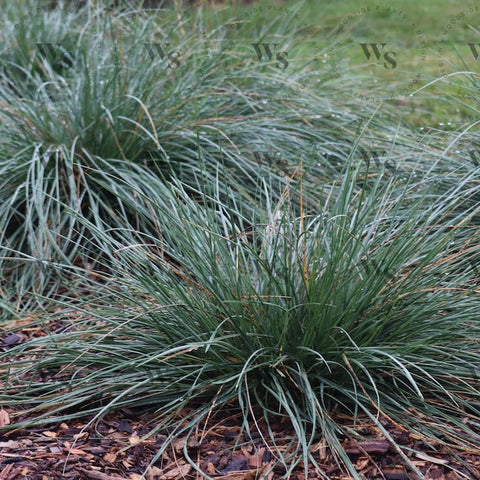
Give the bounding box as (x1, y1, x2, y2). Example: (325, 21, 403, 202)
(2, 161, 480, 479)
(0, 0, 402, 314)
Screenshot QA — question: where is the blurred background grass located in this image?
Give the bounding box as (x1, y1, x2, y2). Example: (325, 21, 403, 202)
(167, 0, 480, 129)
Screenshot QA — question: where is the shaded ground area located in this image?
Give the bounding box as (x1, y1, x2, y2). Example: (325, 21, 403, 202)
(2, 403, 480, 479)
(2, 319, 480, 479)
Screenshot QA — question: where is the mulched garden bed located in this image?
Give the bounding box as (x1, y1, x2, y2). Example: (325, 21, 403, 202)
(2, 404, 480, 480)
(2, 318, 480, 479)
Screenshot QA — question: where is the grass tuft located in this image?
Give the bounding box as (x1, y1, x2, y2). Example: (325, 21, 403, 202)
(2, 162, 480, 478)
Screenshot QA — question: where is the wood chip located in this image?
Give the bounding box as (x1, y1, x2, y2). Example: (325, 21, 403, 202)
(414, 452, 449, 465)
(103, 452, 117, 463)
(310, 438, 328, 461)
(210, 471, 257, 480)
(78, 468, 130, 480)
(171, 437, 186, 453)
(158, 463, 191, 480)
(0, 464, 13, 480)
(146, 466, 162, 480)
(383, 468, 409, 480)
(0, 441, 18, 448)
(344, 439, 390, 454)
(117, 420, 133, 434)
(2, 334, 22, 346)
(0, 409, 10, 427)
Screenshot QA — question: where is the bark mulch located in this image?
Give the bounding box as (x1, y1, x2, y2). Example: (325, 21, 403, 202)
(1, 404, 480, 480)
(2, 318, 480, 479)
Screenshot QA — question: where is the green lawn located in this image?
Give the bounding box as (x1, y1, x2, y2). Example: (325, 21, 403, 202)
(191, 0, 480, 128)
